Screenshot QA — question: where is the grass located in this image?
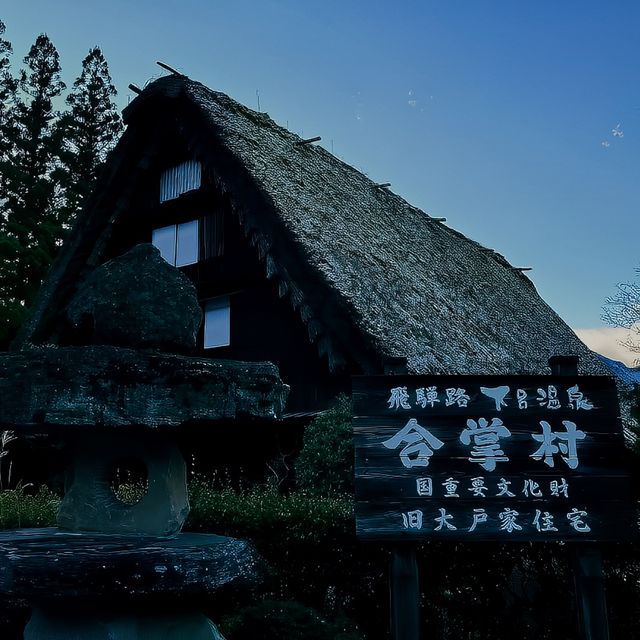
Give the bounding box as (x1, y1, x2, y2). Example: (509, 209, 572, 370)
(187, 477, 353, 543)
(0, 479, 354, 537)
(0, 485, 58, 529)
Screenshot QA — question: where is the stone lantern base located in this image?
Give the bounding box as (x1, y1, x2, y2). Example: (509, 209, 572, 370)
(25, 609, 225, 640)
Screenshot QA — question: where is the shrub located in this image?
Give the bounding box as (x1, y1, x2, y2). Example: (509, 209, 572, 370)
(294, 394, 353, 495)
(220, 599, 362, 640)
(187, 476, 385, 638)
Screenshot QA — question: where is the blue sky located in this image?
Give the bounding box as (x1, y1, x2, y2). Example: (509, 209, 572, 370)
(3, 1, 639, 354)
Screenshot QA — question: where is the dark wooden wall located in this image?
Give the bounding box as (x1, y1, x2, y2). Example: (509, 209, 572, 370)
(101, 128, 357, 414)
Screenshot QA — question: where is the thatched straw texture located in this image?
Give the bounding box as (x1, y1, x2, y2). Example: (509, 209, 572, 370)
(17, 76, 604, 376)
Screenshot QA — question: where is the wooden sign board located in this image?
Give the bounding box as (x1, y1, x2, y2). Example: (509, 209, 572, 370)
(353, 375, 632, 542)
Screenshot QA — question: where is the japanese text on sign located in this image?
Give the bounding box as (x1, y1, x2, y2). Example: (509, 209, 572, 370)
(353, 375, 629, 542)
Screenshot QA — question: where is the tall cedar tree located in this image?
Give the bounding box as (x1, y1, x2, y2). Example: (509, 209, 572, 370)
(0, 34, 65, 347)
(0, 20, 11, 93)
(57, 47, 122, 222)
(0, 19, 15, 346)
(0, 20, 16, 198)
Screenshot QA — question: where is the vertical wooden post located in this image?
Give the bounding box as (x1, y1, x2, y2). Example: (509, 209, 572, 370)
(571, 547, 609, 640)
(390, 544, 420, 640)
(549, 356, 610, 640)
(384, 357, 420, 640)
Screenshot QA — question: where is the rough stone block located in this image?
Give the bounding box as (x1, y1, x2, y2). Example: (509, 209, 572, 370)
(66, 244, 202, 352)
(0, 345, 288, 430)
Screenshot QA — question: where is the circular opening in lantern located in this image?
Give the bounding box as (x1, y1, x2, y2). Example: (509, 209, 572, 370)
(106, 457, 149, 506)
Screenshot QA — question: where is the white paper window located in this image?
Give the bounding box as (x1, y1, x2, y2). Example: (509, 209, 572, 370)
(160, 160, 202, 203)
(204, 297, 230, 349)
(152, 225, 177, 265)
(152, 220, 199, 267)
(176, 220, 199, 266)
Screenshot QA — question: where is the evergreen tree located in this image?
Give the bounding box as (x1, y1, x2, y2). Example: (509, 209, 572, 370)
(0, 19, 14, 119)
(0, 20, 16, 194)
(0, 19, 13, 120)
(0, 33, 65, 346)
(0, 19, 19, 345)
(57, 47, 122, 221)
(0, 20, 10, 82)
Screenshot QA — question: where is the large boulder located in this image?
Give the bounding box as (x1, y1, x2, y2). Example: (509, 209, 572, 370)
(66, 244, 202, 353)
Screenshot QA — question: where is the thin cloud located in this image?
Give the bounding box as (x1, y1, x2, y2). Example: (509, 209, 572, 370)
(574, 327, 638, 366)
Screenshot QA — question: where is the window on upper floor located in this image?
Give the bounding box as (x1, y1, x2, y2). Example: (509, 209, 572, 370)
(160, 160, 202, 203)
(204, 296, 230, 349)
(152, 210, 224, 266)
(152, 219, 199, 267)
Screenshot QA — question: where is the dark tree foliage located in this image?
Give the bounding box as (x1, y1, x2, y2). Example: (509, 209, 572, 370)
(0, 20, 16, 200)
(0, 20, 11, 89)
(0, 20, 14, 119)
(220, 599, 362, 640)
(56, 47, 122, 223)
(0, 33, 65, 346)
(0, 32, 122, 349)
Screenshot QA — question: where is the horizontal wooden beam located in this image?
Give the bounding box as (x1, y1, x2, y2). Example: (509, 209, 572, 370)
(296, 136, 321, 145)
(156, 60, 182, 76)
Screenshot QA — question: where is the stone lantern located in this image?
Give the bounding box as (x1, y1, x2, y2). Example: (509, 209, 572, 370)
(0, 245, 288, 639)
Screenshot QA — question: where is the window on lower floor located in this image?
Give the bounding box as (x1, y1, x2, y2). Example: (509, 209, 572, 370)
(152, 219, 199, 267)
(204, 296, 230, 349)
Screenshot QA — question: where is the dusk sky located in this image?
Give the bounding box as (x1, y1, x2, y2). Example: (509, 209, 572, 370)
(3, 1, 639, 362)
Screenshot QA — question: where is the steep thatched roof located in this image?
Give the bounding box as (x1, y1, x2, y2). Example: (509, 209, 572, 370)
(16, 75, 605, 376)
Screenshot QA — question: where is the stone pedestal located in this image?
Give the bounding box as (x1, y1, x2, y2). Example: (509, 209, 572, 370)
(25, 610, 224, 640)
(0, 529, 264, 640)
(0, 529, 264, 601)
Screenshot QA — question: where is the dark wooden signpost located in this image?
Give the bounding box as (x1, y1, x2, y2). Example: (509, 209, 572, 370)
(353, 363, 632, 639)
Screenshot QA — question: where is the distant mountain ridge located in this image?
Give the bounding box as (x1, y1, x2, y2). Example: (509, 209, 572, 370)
(598, 354, 640, 387)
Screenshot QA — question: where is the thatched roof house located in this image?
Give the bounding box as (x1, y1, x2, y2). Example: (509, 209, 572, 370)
(14, 74, 605, 410)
